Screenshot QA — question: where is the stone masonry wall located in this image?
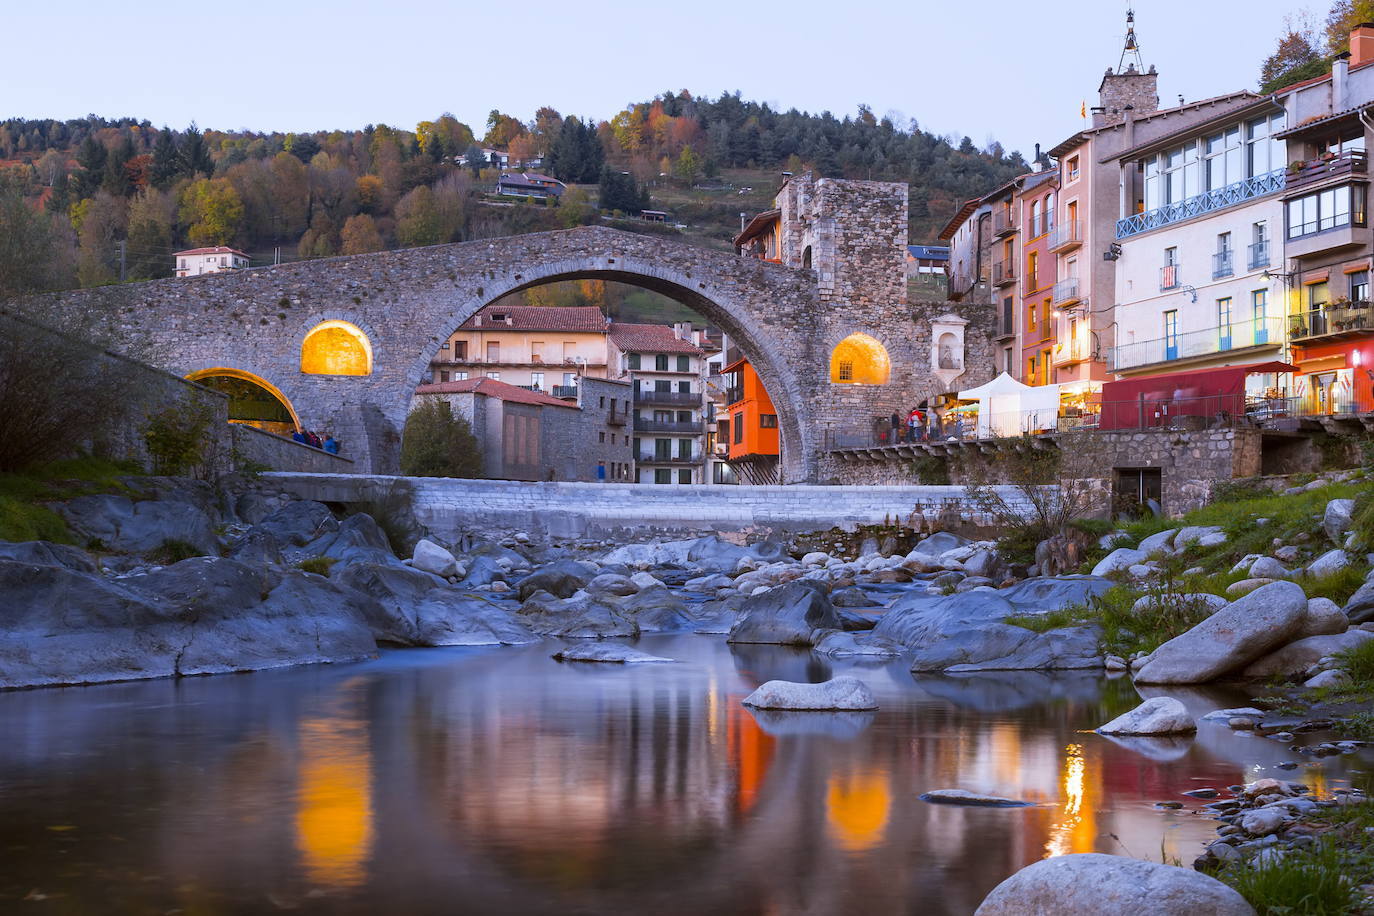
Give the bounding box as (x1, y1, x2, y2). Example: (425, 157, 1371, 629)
(265, 473, 1042, 545)
(819, 428, 1265, 517)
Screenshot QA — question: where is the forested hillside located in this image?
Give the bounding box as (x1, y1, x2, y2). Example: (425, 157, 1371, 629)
(0, 92, 1024, 298)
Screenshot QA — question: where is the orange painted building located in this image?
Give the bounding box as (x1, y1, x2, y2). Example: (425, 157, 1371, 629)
(1290, 335, 1374, 415)
(723, 355, 780, 484)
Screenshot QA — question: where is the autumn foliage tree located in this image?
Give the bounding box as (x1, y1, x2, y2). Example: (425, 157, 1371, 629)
(179, 178, 244, 246)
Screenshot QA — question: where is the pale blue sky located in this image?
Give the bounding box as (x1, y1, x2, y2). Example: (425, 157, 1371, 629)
(7, 0, 1305, 158)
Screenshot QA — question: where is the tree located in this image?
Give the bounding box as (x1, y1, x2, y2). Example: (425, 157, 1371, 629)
(400, 399, 484, 477)
(464, 145, 487, 177)
(355, 174, 384, 213)
(483, 110, 526, 149)
(673, 145, 701, 184)
(179, 177, 244, 246)
(178, 123, 213, 178)
(71, 135, 107, 200)
(1261, 16, 1325, 93)
(548, 117, 603, 183)
(75, 191, 126, 287)
(0, 167, 75, 297)
(285, 132, 321, 163)
(598, 167, 648, 214)
(557, 187, 595, 228)
(150, 127, 180, 188)
(1326, 0, 1374, 53)
(395, 184, 443, 246)
(340, 213, 384, 254)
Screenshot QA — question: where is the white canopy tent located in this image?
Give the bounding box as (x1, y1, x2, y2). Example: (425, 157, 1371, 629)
(957, 372, 1061, 438)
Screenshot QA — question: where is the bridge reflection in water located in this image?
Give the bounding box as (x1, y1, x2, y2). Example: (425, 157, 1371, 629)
(0, 636, 1362, 914)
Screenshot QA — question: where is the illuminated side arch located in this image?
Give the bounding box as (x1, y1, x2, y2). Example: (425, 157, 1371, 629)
(301, 320, 373, 376)
(187, 367, 302, 433)
(829, 333, 890, 385)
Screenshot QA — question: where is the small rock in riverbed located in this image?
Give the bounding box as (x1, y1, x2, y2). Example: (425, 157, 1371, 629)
(741, 676, 877, 711)
(920, 789, 1032, 808)
(552, 644, 673, 664)
(1097, 697, 1196, 736)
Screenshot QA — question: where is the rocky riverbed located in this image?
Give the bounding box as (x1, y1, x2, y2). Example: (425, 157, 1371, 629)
(5, 472, 1374, 913)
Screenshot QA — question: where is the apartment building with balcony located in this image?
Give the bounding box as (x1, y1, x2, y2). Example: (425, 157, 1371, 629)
(430, 304, 610, 396)
(1274, 30, 1374, 416)
(1015, 170, 1059, 385)
(1107, 96, 1289, 383)
(609, 321, 710, 485)
(938, 197, 994, 306)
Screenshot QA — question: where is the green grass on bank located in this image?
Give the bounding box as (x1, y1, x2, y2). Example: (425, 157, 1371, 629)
(0, 456, 140, 544)
(1004, 471, 1374, 658)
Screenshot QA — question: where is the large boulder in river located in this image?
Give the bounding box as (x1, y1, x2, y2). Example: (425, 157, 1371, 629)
(727, 581, 841, 645)
(611, 584, 694, 632)
(1133, 581, 1309, 684)
(1097, 697, 1196, 735)
(974, 854, 1255, 916)
(515, 559, 598, 600)
(251, 500, 338, 547)
(411, 539, 460, 578)
(58, 492, 219, 556)
(0, 555, 377, 689)
(332, 561, 534, 646)
(0, 540, 99, 574)
(1344, 575, 1374, 623)
(872, 578, 1112, 672)
(1297, 597, 1349, 638)
(1241, 629, 1374, 678)
(909, 531, 971, 558)
(518, 589, 638, 638)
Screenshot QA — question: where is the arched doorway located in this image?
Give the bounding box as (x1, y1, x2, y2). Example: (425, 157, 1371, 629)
(187, 368, 302, 436)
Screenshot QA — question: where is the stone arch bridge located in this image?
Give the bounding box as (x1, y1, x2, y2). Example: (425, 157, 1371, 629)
(18, 224, 958, 481)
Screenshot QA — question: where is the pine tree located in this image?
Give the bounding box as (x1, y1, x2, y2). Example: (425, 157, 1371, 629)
(150, 128, 180, 188)
(178, 123, 213, 178)
(71, 135, 107, 200)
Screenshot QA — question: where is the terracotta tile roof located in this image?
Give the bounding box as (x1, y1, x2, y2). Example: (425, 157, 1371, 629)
(608, 322, 704, 355)
(458, 305, 609, 332)
(937, 197, 984, 241)
(414, 377, 578, 408)
(175, 246, 248, 257)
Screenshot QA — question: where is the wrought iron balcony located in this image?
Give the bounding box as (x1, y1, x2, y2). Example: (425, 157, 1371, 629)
(1108, 315, 1285, 371)
(992, 258, 1017, 287)
(1116, 168, 1286, 239)
(637, 452, 703, 465)
(1248, 240, 1270, 271)
(606, 410, 626, 426)
(1030, 214, 1054, 238)
(996, 301, 1015, 338)
(1289, 301, 1374, 342)
(992, 209, 1017, 237)
(1212, 250, 1234, 280)
(551, 384, 578, 399)
(1284, 149, 1368, 194)
(725, 386, 744, 404)
(634, 389, 700, 406)
(633, 419, 700, 434)
(1052, 277, 1081, 305)
(1048, 220, 1083, 252)
(1159, 264, 1181, 292)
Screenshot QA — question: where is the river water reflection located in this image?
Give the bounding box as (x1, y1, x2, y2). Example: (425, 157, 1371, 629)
(0, 634, 1368, 914)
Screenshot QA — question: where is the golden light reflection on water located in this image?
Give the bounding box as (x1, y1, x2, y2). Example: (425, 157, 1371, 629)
(1044, 743, 1090, 858)
(826, 769, 892, 852)
(295, 713, 374, 888)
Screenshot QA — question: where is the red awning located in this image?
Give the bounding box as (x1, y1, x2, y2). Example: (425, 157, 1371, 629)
(1099, 362, 1296, 430)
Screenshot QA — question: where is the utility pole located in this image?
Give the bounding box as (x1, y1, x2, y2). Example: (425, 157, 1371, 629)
(118, 240, 126, 282)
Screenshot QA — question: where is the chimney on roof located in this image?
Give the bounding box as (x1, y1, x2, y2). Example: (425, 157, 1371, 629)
(1334, 52, 1351, 109)
(1352, 23, 1374, 67)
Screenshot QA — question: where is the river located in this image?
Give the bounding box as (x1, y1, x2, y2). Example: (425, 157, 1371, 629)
(0, 632, 1367, 914)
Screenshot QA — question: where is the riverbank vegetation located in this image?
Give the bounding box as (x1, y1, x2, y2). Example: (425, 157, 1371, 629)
(0, 456, 138, 543)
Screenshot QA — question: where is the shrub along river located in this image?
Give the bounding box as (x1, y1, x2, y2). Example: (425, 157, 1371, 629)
(0, 633, 1368, 914)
